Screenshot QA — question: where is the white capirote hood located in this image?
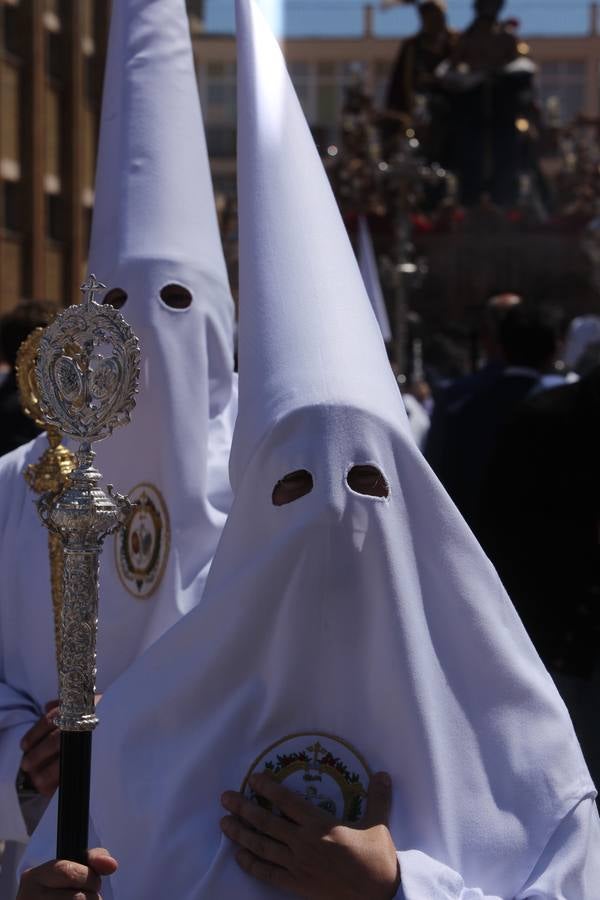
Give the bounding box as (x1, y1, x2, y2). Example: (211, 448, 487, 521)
(89, 0, 236, 666)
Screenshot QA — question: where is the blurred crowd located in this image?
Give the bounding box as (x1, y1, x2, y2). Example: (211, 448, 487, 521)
(397, 296, 600, 783)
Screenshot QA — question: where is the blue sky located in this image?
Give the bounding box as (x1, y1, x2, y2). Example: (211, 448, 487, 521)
(205, 1, 590, 37)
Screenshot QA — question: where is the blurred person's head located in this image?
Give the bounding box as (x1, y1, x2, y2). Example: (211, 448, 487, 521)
(425, 332, 469, 385)
(499, 304, 564, 372)
(480, 292, 522, 363)
(0, 300, 57, 371)
(569, 339, 600, 379)
(419, 0, 447, 35)
(563, 315, 600, 372)
(474, 0, 504, 22)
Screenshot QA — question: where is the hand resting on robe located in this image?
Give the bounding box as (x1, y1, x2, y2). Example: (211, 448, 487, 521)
(220, 770, 401, 899)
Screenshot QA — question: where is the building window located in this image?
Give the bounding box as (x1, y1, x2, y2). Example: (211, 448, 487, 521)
(46, 193, 64, 242)
(341, 61, 366, 83)
(539, 60, 586, 123)
(317, 82, 337, 124)
(205, 62, 236, 123)
(45, 30, 63, 82)
(213, 174, 236, 197)
(3, 180, 22, 233)
(1, 61, 21, 162)
(82, 104, 97, 191)
(205, 125, 236, 159)
(81, 0, 94, 40)
(313, 60, 366, 135)
(2, 5, 21, 58)
(83, 206, 93, 254)
(186, 0, 204, 17)
(45, 86, 63, 178)
(84, 55, 98, 103)
(310, 124, 336, 154)
(289, 61, 313, 117)
(375, 60, 392, 106)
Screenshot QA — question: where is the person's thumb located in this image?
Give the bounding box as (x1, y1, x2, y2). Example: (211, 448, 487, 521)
(88, 848, 118, 876)
(362, 771, 392, 828)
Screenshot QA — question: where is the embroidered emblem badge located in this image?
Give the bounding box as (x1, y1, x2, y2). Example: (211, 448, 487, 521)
(115, 483, 170, 598)
(242, 733, 370, 824)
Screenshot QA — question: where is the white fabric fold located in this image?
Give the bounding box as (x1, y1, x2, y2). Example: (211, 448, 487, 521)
(357, 214, 392, 343)
(0, 438, 57, 843)
(90, 0, 236, 650)
(398, 795, 600, 899)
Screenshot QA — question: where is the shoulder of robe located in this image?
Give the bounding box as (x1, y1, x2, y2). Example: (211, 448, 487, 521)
(0, 436, 45, 511)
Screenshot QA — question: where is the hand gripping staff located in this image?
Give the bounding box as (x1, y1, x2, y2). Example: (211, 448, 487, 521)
(36, 274, 140, 863)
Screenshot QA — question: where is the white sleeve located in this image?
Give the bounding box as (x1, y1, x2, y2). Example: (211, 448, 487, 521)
(0, 684, 40, 842)
(396, 796, 600, 900)
(18, 793, 58, 876)
(518, 796, 600, 898)
(395, 851, 502, 900)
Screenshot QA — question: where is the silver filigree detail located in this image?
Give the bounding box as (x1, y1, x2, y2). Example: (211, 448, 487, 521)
(36, 276, 140, 731)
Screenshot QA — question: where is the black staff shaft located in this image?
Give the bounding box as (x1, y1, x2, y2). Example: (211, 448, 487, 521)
(56, 731, 92, 864)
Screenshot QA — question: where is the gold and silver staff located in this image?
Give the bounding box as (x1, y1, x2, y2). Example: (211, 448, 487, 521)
(35, 274, 140, 863)
(16, 327, 77, 669)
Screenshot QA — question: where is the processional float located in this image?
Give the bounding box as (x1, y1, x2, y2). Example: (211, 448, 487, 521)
(32, 275, 140, 862)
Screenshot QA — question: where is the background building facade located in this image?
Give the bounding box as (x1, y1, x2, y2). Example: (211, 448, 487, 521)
(197, 13, 600, 197)
(2, 1, 600, 313)
(0, 0, 110, 315)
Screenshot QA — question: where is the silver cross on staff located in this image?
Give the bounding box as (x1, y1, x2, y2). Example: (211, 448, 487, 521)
(80, 273, 107, 307)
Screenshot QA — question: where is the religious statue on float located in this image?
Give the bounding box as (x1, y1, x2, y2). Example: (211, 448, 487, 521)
(383, 0, 540, 210)
(384, 0, 456, 165)
(444, 0, 538, 208)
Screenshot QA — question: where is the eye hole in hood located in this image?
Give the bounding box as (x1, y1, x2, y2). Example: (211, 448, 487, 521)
(272, 470, 314, 506)
(160, 284, 192, 310)
(347, 465, 389, 498)
(103, 288, 128, 309)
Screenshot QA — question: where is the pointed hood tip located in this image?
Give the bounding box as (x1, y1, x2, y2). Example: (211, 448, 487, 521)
(92, 0, 229, 283)
(233, 0, 407, 480)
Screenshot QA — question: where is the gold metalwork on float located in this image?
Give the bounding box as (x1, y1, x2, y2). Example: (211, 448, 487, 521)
(16, 326, 76, 669)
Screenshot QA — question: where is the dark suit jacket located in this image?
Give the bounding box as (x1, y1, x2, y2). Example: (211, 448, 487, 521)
(479, 368, 600, 678)
(426, 365, 539, 533)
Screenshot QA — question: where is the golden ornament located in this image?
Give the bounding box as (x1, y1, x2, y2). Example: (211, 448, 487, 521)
(15, 327, 76, 669)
